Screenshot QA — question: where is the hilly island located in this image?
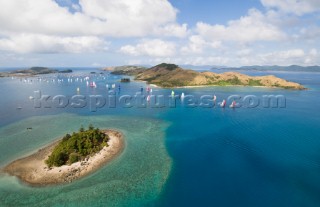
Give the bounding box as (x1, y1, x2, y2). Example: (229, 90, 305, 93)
(108, 63, 305, 90)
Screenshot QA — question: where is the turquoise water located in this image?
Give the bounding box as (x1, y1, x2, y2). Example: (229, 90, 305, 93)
(0, 69, 320, 206)
(0, 114, 171, 206)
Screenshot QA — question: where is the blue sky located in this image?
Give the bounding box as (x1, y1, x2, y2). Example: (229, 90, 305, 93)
(170, 0, 265, 25)
(0, 0, 319, 67)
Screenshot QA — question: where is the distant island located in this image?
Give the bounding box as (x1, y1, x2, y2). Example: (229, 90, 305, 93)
(103, 65, 147, 75)
(3, 126, 124, 186)
(213, 65, 320, 72)
(109, 63, 306, 90)
(0, 67, 73, 77)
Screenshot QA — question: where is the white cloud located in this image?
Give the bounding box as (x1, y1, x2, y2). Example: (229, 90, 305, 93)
(0, 0, 187, 38)
(260, 49, 305, 60)
(195, 9, 286, 43)
(152, 23, 189, 38)
(130, 56, 229, 66)
(309, 48, 318, 56)
(181, 35, 222, 54)
(261, 0, 320, 15)
(91, 62, 105, 67)
(182, 56, 229, 66)
(0, 0, 188, 54)
(0, 0, 318, 67)
(0, 34, 108, 53)
(305, 48, 319, 64)
(255, 49, 320, 65)
(120, 39, 176, 57)
(236, 49, 253, 57)
(299, 26, 320, 40)
(71, 3, 81, 12)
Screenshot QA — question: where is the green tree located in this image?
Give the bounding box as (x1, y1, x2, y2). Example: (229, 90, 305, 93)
(88, 124, 94, 130)
(45, 125, 109, 167)
(69, 153, 80, 164)
(79, 125, 84, 132)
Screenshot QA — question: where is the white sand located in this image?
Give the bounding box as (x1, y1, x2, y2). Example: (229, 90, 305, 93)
(3, 130, 124, 186)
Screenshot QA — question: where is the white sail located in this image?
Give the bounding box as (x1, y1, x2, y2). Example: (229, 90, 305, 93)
(220, 100, 226, 108)
(230, 101, 236, 108)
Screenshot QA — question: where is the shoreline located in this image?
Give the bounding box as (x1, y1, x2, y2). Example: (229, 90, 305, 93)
(175, 85, 277, 89)
(2, 129, 124, 186)
(148, 83, 291, 89)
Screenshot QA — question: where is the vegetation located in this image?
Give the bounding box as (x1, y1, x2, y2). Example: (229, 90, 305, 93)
(248, 79, 263, 86)
(155, 63, 179, 71)
(214, 80, 231, 86)
(45, 125, 109, 167)
(120, 78, 130, 82)
(227, 77, 242, 85)
(157, 80, 187, 87)
(0, 67, 73, 77)
(110, 65, 146, 75)
(12, 67, 59, 75)
(212, 77, 242, 86)
(58, 69, 73, 73)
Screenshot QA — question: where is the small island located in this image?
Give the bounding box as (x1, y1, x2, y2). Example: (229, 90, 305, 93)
(3, 126, 124, 186)
(0, 67, 73, 78)
(111, 63, 306, 90)
(103, 65, 147, 75)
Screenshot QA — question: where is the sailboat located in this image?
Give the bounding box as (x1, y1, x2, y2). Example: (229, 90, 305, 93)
(220, 99, 226, 108)
(89, 81, 97, 88)
(181, 93, 185, 99)
(230, 101, 236, 108)
(171, 90, 175, 97)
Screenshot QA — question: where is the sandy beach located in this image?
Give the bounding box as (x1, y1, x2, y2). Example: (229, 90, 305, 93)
(3, 129, 124, 186)
(147, 82, 279, 89)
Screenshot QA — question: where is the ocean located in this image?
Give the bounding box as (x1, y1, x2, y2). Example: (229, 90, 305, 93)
(0, 69, 319, 207)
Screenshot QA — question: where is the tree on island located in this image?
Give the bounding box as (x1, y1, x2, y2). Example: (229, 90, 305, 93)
(45, 125, 109, 167)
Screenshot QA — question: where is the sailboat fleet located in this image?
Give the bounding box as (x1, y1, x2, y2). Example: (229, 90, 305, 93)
(14, 73, 238, 109)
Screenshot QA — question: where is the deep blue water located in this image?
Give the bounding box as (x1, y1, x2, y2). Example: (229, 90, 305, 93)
(0, 69, 320, 206)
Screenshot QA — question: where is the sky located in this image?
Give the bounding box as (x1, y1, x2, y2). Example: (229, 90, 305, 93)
(0, 0, 319, 67)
